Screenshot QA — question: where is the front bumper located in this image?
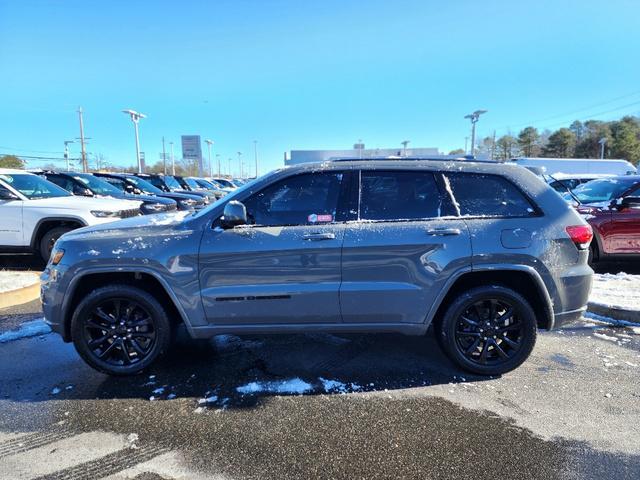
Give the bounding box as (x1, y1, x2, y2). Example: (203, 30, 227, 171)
(40, 266, 69, 340)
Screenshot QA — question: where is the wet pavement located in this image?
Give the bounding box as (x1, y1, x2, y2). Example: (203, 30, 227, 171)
(1, 307, 640, 479)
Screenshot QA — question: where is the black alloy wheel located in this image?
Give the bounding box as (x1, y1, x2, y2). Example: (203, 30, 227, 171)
(84, 298, 156, 367)
(437, 286, 537, 375)
(71, 285, 172, 375)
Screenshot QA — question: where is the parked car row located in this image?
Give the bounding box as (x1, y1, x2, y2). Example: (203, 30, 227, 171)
(0, 168, 243, 260)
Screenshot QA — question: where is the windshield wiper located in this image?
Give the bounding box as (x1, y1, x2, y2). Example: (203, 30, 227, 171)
(546, 174, 582, 205)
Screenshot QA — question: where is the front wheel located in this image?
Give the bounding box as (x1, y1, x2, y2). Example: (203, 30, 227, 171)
(436, 286, 537, 376)
(39, 226, 73, 261)
(71, 285, 172, 376)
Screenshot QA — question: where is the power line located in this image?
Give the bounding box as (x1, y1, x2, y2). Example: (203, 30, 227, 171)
(0, 145, 65, 155)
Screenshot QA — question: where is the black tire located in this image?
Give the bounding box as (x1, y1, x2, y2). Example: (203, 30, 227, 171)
(588, 243, 597, 265)
(39, 226, 73, 261)
(71, 284, 172, 376)
(436, 286, 537, 376)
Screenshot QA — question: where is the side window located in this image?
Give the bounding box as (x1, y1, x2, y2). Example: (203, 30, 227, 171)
(444, 173, 536, 217)
(104, 177, 125, 191)
(359, 170, 443, 221)
(243, 173, 345, 227)
(45, 175, 73, 192)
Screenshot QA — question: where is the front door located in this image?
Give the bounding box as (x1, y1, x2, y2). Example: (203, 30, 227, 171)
(198, 171, 351, 325)
(0, 183, 23, 246)
(605, 202, 640, 254)
(340, 170, 472, 324)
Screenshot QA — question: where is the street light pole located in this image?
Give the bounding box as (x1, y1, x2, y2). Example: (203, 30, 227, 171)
(205, 139, 214, 177)
(401, 140, 410, 157)
(253, 140, 258, 178)
(122, 109, 147, 173)
(237, 152, 242, 179)
(169, 142, 175, 175)
(464, 110, 487, 158)
(598, 137, 607, 159)
(63, 140, 75, 171)
(162, 136, 167, 174)
(216, 154, 221, 177)
(77, 107, 88, 172)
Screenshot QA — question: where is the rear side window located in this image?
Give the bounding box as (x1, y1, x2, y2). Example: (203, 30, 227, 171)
(444, 173, 535, 217)
(243, 172, 345, 226)
(359, 170, 443, 221)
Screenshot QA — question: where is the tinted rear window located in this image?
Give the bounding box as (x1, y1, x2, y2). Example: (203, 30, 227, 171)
(444, 173, 536, 217)
(360, 171, 443, 221)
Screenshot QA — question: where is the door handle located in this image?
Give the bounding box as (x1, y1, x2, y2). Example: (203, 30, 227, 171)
(302, 232, 336, 241)
(425, 227, 461, 236)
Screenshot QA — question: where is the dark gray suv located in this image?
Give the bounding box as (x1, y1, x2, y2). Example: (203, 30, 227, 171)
(41, 160, 593, 376)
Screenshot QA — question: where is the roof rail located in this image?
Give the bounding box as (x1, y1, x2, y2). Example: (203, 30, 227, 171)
(329, 155, 496, 163)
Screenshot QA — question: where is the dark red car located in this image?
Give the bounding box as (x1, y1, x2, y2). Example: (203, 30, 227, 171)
(570, 176, 640, 263)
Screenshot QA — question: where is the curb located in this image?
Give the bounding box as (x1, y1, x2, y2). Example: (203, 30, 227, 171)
(587, 302, 640, 325)
(0, 274, 41, 309)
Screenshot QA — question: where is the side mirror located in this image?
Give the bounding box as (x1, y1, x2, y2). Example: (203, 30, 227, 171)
(620, 196, 640, 209)
(221, 201, 247, 228)
(0, 189, 18, 200)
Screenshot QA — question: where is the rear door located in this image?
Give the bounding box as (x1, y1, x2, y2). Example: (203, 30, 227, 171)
(198, 171, 351, 325)
(606, 189, 640, 254)
(340, 169, 471, 324)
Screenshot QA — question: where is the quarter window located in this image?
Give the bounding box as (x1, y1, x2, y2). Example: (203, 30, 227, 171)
(444, 173, 536, 217)
(359, 171, 443, 221)
(243, 172, 345, 226)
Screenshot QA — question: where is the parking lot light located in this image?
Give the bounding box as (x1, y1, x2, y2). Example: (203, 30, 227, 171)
(122, 109, 147, 173)
(464, 110, 487, 158)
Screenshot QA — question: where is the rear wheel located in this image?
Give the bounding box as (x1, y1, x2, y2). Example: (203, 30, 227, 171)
(71, 285, 172, 376)
(39, 226, 73, 261)
(436, 286, 537, 376)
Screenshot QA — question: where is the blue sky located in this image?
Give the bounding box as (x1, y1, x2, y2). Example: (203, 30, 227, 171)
(1, 0, 640, 175)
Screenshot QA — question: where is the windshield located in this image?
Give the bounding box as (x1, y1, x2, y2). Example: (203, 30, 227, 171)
(72, 173, 122, 196)
(0, 173, 71, 199)
(184, 177, 201, 189)
(164, 176, 182, 189)
(125, 176, 164, 194)
(214, 178, 235, 188)
(196, 179, 218, 190)
(572, 178, 638, 204)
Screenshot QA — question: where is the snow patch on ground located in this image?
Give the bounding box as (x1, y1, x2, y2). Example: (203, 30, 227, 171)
(0, 319, 51, 343)
(0, 271, 39, 293)
(590, 272, 640, 312)
(237, 378, 313, 395)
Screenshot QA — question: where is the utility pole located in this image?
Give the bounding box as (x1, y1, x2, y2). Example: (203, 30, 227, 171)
(253, 140, 258, 178)
(464, 110, 487, 158)
(401, 140, 410, 157)
(122, 109, 147, 173)
(169, 142, 175, 175)
(77, 107, 88, 172)
(162, 136, 167, 174)
(237, 152, 242, 179)
(63, 140, 75, 171)
(205, 139, 214, 177)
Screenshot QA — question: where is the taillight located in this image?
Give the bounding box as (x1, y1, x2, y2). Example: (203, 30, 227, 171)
(566, 225, 593, 250)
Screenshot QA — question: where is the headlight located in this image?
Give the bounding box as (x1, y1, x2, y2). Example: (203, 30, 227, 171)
(179, 199, 197, 208)
(145, 203, 166, 212)
(91, 210, 120, 218)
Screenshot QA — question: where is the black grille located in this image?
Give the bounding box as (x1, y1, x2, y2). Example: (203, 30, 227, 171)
(119, 208, 141, 218)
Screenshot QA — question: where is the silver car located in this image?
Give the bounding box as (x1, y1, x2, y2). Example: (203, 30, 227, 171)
(41, 159, 593, 376)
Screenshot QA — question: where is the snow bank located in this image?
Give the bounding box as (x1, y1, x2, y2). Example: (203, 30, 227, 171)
(0, 271, 39, 293)
(0, 319, 51, 343)
(590, 272, 640, 312)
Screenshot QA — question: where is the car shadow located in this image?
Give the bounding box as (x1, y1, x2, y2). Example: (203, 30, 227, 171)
(76, 329, 493, 409)
(0, 253, 46, 271)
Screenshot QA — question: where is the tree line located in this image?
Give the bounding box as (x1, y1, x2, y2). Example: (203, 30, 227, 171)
(450, 115, 640, 164)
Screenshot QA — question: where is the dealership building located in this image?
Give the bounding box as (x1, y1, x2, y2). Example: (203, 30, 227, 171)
(286, 146, 441, 165)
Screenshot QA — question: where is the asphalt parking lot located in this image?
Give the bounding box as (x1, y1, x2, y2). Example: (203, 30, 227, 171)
(1, 287, 640, 479)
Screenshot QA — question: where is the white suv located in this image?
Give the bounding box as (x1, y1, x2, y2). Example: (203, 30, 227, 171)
(0, 169, 142, 260)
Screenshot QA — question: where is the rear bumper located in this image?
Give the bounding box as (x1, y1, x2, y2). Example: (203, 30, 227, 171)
(553, 306, 587, 329)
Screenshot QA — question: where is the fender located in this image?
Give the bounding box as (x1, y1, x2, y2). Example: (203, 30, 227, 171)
(60, 266, 194, 340)
(424, 263, 555, 329)
(29, 216, 88, 249)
